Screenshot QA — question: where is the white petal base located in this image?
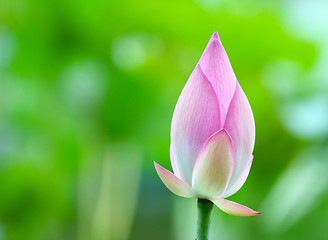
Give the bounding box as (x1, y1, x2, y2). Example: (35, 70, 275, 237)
(154, 161, 194, 198)
(211, 197, 261, 216)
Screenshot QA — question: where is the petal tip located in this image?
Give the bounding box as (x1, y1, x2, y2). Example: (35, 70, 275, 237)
(194, 64, 205, 75)
(208, 128, 233, 147)
(211, 32, 221, 43)
(153, 160, 159, 168)
(220, 128, 229, 136)
(212, 198, 260, 217)
(153, 161, 194, 198)
(153, 160, 167, 175)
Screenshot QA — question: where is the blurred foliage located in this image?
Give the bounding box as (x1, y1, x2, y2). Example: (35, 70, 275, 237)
(1, 0, 328, 239)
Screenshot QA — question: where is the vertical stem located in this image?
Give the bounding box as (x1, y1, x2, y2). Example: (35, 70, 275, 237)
(196, 198, 214, 240)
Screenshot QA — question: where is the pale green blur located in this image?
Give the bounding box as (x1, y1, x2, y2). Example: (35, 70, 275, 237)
(0, 0, 328, 239)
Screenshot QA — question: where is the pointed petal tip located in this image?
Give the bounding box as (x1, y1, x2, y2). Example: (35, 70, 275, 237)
(206, 128, 233, 147)
(153, 161, 194, 198)
(212, 198, 261, 217)
(194, 63, 201, 70)
(194, 64, 206, 75)
(219, 127, 229, 136)
(153, 160, 160, 168)
(211, 32, 221, 42)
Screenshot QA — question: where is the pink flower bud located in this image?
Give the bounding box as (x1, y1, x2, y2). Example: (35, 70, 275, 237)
(154, 32, 260, 216)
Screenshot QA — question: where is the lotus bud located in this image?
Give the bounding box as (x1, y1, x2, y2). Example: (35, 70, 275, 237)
(154, 32, 260, 216)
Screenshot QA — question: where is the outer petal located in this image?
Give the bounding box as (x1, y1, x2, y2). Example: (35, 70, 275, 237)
(192, 129, 234, 198)
(212, 197, 261, 216)
(198, 32, 237, 124)
(171, 65, 221, 184)
(170, 144, 180, 177)
(223, 156, 253, 198)
(224, 82, 255, 192)
(154, 161, 194, 198)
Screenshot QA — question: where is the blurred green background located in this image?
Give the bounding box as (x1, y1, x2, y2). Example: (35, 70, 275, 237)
(1, 0, 328, 239)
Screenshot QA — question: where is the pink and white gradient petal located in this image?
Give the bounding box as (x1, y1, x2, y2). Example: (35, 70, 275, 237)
(198, 32, 237, 124)
(223, 156, 253, 198)
(211, 197, 261, 216)
(154, 161, 194, 198)
(224, 82, 255, 191)
(192, 129, 234, 198)
(171, 65, 221, 184)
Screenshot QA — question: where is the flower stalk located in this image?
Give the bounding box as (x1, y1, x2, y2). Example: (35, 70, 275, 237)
(196, 199, 213, 240)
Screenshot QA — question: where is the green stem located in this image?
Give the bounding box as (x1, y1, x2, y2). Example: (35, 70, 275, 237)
(196, 198, 214, 240)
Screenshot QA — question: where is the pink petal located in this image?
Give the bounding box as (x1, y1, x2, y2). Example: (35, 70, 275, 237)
(223, 156, 253, 198)
(171, 65, 221, 184)
(154, 161, 194, 198)
(192, 129, 234, 198)
(224, 82, 255, 191)
(212, 197, 261, 216)
(198, 32, 237, 124)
